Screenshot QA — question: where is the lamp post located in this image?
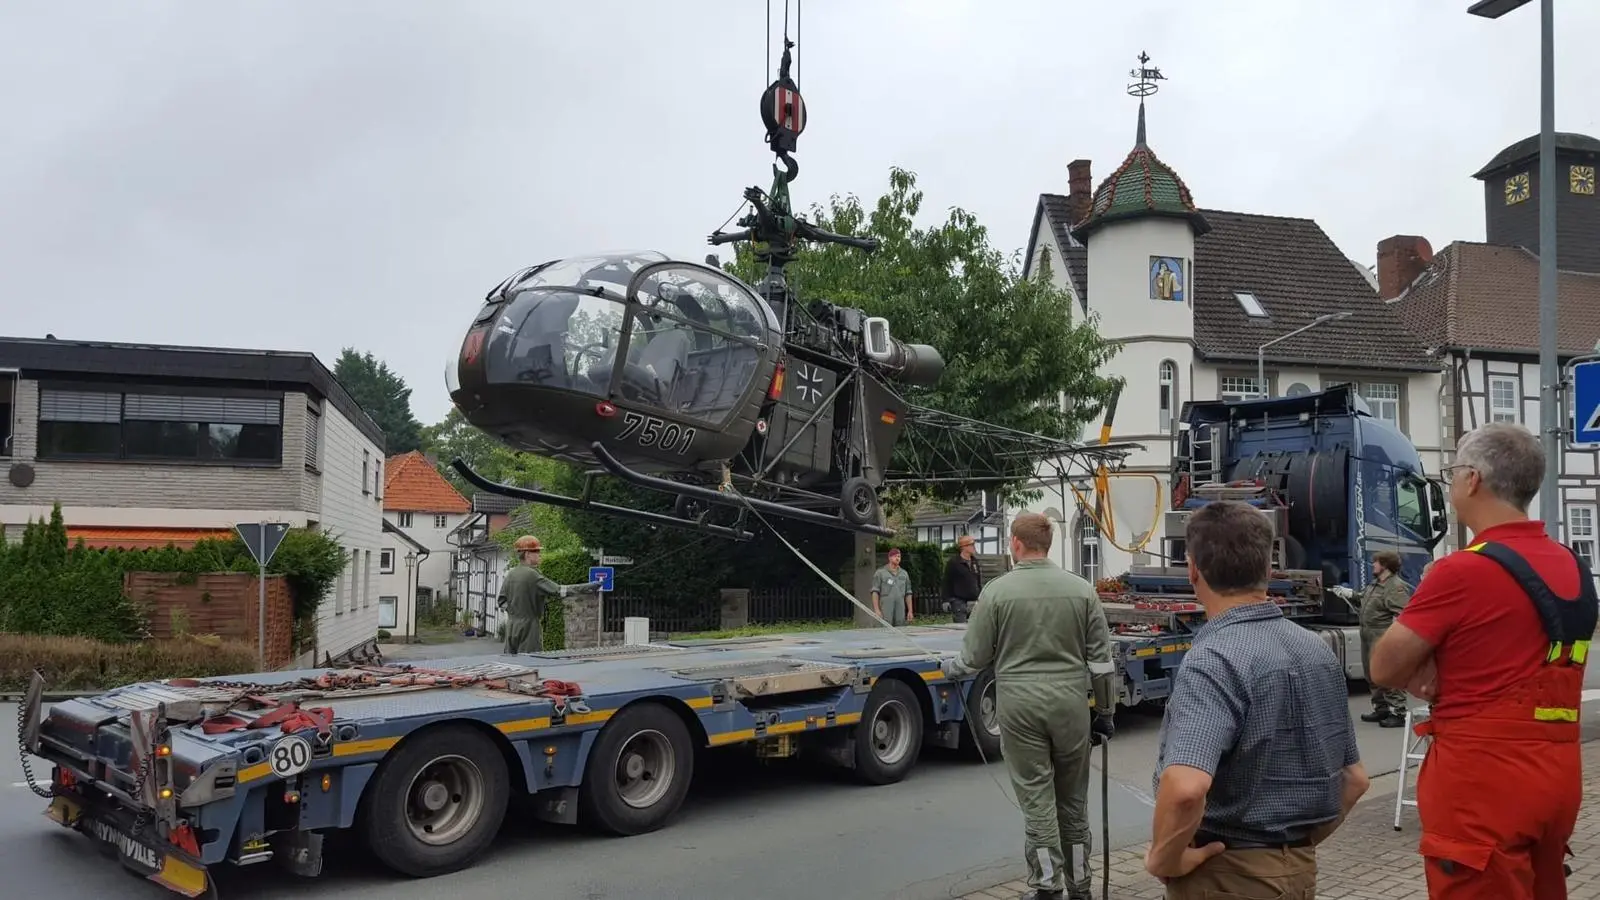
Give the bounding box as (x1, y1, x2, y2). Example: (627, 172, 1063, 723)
(1256, 312, 1354, 397)
(1468, 0, 1560, 535)
(404, 550, 417, 643)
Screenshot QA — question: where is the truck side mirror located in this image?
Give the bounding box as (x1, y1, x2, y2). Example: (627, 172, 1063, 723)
(1426, 479, 1449, 542)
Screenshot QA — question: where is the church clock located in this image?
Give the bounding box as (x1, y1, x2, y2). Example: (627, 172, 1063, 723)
(1505, 171, 1531, 204)
(1572, 165, 1596, 196)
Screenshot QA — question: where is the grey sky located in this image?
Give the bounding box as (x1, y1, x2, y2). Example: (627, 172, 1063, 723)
(3, 1, 1596, 427)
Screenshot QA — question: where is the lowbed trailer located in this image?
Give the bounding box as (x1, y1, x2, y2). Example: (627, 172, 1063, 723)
(17, 626, 1011, 897)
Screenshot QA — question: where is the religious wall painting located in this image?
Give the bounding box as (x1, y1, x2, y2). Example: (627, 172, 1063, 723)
(1149, 256, 1185, 303)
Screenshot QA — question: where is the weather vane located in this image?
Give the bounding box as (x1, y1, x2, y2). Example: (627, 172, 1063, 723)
(1127, 51, 1165, 98)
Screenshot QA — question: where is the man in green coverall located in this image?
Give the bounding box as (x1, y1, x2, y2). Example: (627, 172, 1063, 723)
(942, 512, 1117, 900)
(497, 535, 603, 654)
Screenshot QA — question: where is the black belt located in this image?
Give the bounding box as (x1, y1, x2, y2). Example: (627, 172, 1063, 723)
(1193, 829, 1314, 851)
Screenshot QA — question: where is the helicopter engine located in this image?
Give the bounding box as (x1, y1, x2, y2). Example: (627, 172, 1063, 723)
(790, 298, 946, 387)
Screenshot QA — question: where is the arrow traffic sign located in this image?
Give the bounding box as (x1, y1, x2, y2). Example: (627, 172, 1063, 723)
(236, 522, 291, 567)
(1570, 358, 1600, 447)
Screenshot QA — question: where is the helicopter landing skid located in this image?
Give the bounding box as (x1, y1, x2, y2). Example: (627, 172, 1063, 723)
(589, 443, 895, 538)
(449, 457, 758, 541)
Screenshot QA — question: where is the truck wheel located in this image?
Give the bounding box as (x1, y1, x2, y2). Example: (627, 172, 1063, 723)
(359, 724, 510, 878)
(579, 702, 694, 836)
(852, 678, 924, 784)
(957, 668, 1003, 762)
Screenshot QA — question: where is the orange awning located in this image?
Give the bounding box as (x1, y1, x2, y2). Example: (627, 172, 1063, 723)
(66, 526, 237, 551)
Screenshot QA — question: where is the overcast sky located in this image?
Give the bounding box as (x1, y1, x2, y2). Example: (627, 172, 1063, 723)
(3, 1, 1597, 425)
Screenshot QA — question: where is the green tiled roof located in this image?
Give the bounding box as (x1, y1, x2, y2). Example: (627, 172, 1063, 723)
(1071, 141, 1210, 242)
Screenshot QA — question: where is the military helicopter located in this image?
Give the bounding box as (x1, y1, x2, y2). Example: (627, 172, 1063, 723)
(447, 37, 1136, 541)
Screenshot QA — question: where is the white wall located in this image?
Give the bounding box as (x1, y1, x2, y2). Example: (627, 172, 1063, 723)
(385, 510, 463, 598)
(308, 402, 384, 663)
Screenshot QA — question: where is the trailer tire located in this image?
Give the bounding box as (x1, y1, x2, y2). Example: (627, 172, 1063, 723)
(359, 724, 510, 879)
(579, 702, 695, 836)
(957, 668, 1003, 762)
(853, 678, 924, 784)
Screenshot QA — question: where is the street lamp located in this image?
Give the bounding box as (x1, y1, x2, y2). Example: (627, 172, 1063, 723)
(404, 551, 417, 643)
(1256, 311, 1354, 397)
(1468, 0, 1560, 535)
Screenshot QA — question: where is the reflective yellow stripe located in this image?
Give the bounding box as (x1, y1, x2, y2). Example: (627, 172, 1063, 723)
(1573, 641, 1590, 664)
(1466, 542, 1487, 552)
(1533, 707, 1579, 722)
(1548, 642, 1563, 663)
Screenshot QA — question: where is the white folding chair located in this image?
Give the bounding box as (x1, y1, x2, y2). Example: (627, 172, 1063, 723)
(1392, 702, 1432, 831)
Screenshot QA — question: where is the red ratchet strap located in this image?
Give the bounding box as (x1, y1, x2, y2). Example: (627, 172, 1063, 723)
(200, 701, 333, 737)
(540, 680, 583, 697)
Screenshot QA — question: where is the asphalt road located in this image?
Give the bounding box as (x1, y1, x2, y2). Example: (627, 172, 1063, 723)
(6, 650, 1598, 900)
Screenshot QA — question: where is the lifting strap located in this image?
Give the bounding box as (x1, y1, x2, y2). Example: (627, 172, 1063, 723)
(1464, 540, 1599, 666)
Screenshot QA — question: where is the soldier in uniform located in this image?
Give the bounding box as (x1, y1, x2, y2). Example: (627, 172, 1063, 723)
(943, 512, 1117, 900)
(871, 548, 915, 626)
(1357, 550, 1412, 727)
(497, 535, 602, 654)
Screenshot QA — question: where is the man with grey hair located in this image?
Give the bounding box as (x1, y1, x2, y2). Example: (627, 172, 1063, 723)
(1372, 423, 1597, 900)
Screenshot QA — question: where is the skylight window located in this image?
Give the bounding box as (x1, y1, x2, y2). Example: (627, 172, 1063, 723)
(1234, 292, 1267, 317)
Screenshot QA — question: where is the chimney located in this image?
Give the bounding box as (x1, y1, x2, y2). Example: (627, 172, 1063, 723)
(1375, 235, 1434, 301)
(1067, 159, 1093, 225)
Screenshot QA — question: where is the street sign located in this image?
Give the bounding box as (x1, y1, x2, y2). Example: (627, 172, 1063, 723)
(1570, 357, 1600, 447)
(236, 522, 291, 567)
(236, 521, 291, 669)
(600, 555, 634, 566)
(588, 566, 615, 592)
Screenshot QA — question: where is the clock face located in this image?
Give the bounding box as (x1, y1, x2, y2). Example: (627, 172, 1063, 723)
(1572, 165, 1597, 196)
(1505, 172, 1531, 205)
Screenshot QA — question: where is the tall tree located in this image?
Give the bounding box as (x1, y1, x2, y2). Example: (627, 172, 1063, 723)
(333, 348, 425, 454)
(727, 166, 1123, 512)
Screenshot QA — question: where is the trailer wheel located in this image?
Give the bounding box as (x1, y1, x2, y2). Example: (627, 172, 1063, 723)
(957, 668, 1003, 762)
(853, 678, 924, 784)
(579, 702, 694, 836)
(359, 724, 509, 878)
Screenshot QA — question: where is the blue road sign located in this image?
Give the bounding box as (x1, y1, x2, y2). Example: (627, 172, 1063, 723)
(1573, 359, 1600, 445)
(588, 566, 615, 592)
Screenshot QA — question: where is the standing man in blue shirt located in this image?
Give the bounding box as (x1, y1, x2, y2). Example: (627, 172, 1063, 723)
(1145, 500, 1370, 898)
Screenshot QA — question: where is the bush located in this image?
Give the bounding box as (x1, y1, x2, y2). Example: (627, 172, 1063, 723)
(0, 634, 262, 693)
(535, 548, 592, 651)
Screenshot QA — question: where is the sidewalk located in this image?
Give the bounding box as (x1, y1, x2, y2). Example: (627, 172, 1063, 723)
(957, 741, 1600, 900)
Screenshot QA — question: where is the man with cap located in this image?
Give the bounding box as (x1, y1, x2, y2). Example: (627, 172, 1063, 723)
(497, 535, 604, 654)
(942, 534, 985, 624)
(872, 548, 915, 626)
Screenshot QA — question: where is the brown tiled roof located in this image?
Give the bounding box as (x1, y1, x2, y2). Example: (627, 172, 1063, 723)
(384, 451, 470, 514)
(1387, 241, 1600, 355)
(1191, 210, 1436, 372)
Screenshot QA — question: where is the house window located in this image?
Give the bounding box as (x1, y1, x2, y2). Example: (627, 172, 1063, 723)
(433, 514, 448, 529)
(1233, 292, 1267, 317)
(362, 450, 371, 496)
(36, 388, 283, 462)
(1220, 375, 1263, 402)
(1363, 382, 1401, 427)
(375, 459, 382, 500)
(1076, 515, 1100, 583)
(378, 596, 399, 629)
(1568, 505, 1595, 567)
(399, 512, 413, 528)
(305, 403, 322, 470)
(351, 548, 362, 609)
(1489, 376, 1518, 423)
(0, 371, 15, 457)
(362, 550, 372, 608)
(380, 549, 395, 573)
(1158, 360, 1178, 433)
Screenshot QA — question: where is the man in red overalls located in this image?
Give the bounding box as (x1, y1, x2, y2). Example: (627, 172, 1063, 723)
(1371, 423, 1596, 900)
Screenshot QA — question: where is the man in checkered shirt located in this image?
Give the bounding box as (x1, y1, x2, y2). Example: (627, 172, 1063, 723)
(1144, 500, 1371, 898)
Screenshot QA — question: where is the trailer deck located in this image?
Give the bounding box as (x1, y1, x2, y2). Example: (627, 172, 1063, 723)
(21, 625, 1004, 898)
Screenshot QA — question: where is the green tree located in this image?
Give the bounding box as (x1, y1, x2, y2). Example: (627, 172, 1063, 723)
(727, 166, 1122, 512)
(333, 348, 424, 454)
(422, 408, 517, 494)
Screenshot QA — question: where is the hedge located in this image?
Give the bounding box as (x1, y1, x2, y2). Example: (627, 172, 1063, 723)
(0, 634, 261, 693)
(537, 548, 593, 651)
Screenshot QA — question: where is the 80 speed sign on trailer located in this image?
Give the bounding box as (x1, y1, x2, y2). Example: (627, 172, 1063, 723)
(270, 735, 313, 778)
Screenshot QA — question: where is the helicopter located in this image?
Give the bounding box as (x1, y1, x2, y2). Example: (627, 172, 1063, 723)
(446, 38, 1138, 541)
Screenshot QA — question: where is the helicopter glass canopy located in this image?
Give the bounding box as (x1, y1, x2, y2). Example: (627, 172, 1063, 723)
(481, 253, 777, 428)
